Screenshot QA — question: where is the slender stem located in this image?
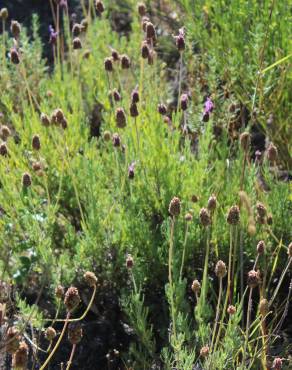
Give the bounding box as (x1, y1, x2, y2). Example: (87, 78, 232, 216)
(179, 223, 189, 280)
(66, 344, 77, 370)
(2, 20, 6, 68)
(168, 216, 176, 338)
(269, 257, 292, 305)
(211, 277, 223, 350)
(40, 312, 71, 370)
(200, 226, 210, 309)
(177, 52, 183, 112)
(242, 287, 254, 369)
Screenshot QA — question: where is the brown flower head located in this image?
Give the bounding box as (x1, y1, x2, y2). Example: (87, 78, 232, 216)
(247, 270, 261, 288)
(73, 37, 82, 50)
(207, 194, 217, 212)
(126, 254, 134, 269)
(130, 103, 139, 117)
(68, 322, 83, 344)
(146, 22, 156, 40)
(45, 327, 57, 341)
(103, 131, 111, 142)
(11, 20, 21, 38)
(0, 125, 11, 140)
(175, 34, 185, 52)
(180, 94, 189, 111)
(112, 133, 121, 147)
(72, 23, 82, 37)
(112, 89, 121, 102)
(115, 108, 127, 128)
(40, 113, 51, 127)
(227, 205, 240, 225)
(215, 260, 227, 278)
(256, 202, 267, 219)
(32, 135, 41, 151)
(185, 212, 193, 222)
(191, 279, 201, 294)
(10, 48, 20, 64)
(84, 271, 97, 287)
(168, 197, 181, 217)
(227, 305, 236, 315)
(158, 103, 167, 115)
(0, 143, 8, 156)
(64, 287, 80, 311)
(95, 0, 105, 15)
(141, 41, 150, 59)
(200, 345, 209, 358)
(137, 3, 146, 17)
(199, 208, 211, 227)
(104, 57, 114, 72)
(131, 89, 139, 104)
(111, 49, 119, 61)
(22, 173, 32, 188)
(6, 327, 20, 354)
(266, 143, 278, 163)
(12, 341, 28, 370)
(121, 54, 131, 69)
(256, 240, 266, 255)
(55, 285, 65, 299)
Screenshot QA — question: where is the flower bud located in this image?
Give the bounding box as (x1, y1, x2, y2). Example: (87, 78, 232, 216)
(256, 202, 267, 219)
(73, 37, 82, 50)
(168, 197, 181, 217)
(185, 212, 193, 222)
(0, 8, 8, 20)
(137, 3, 146, 17)
(95, 0, 105, 15)
(227, 205, 240, 225)
(175, 34, 185, 51)
(121, 54, 131, 69)
(55, 285, 65, 299)
(266, 142, 278, 162)
(130, 103, 139, 117)
(84, 271, 97, 287)
(146, 22, 156, 39)
(158, 103, 167, 115)
(68, 322, 83, 344)
(207, 194, 217, 212)
(112, 89, 121, 102)
(72, 23, 82, 36)
(10, 48, 20, 64)
(103, 131, 111, 142)
(11, 20, 21, 38)
(45, 327, 57, 341)
(0, 125, 11, 140)
(180, 94, 189, 111)
(247, 270, 260, 288)
(191, 279, 200, 294)
(272, 357, 282, 370)
(0, 143, 8, 156)
(131, 89, 139, 104)
(111, 49, 119, 61)
(199, 208, 211, 227)
(112, 133, 121, 147)
(215, 260, 227, 278)
(41, 113, 51, 127)
(200, 346, 209, 358)
(22, 173, 32, 188)
(115, 108, 127, 128)
(104, 57, 114, 72)
(126, 254, 134, 269)
(64, 286, 80, 311)
(227, 305, 236, 315)
(256, 240, 265, 255)
(32, 135, 41, 151)
(141, 41, 150, 59)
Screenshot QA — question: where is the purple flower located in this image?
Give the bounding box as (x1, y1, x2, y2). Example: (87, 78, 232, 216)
(59, 0, 68, 9)
(204, 97, 214, 114)
(128, 162, 136, 179)
(49, 25, 58, 45)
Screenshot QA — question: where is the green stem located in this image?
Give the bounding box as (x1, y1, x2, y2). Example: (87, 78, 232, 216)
(168, 216, 176, 339)
(66, 344, 77, 370)
(242, 287, 254, 369)
(179, 223, 189, 280)
(210, 277, 223, 351)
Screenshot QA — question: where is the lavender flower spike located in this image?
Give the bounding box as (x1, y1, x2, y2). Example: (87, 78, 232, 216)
(204, 97, 214, 114)
(49, 25, 58, 45)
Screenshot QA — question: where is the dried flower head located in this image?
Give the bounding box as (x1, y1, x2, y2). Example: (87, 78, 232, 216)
(12, 341, 28, 370)
(72, 23, 82, 37)
(64, 287, 80, 311)
(267, 213, 273, 225)
(200, 345, 209, 358)
(111, 49, 119, 61)
(121, 54, 131, 69)
(84, 271, 97, 287)
(215, 260, 227, 278)
(272, 357, 282, 370)
(41, 113, 51, 127)
(191, 279, 201, 294)
(227, 205, 240, 225)
(158, 103, 167, 115)
(256, 202, 267, 218)
(259, 298, 269, 317)
(227, 305, 236, 315)
(68, 322, 83, 344)
(73, 37, 82, 50)
(0, 8, 8, 20)
(115, 108, 127, 128)
(288, 242, 292, 258)
(10, 48, 20, 64)
(247, 270, 260, 288)
(95, 0, 105, 15)
(137, 3, 147, 17)
(55, 285, 65, 299)
(104, 57, 114, 72)
(112, 133, 121, 147)
(199, 208, 211, 227)
(185, 212, 193, 222)
(0, 143, 8, 156)
(146, 22, 156, 39)
(131, 89, 139, 104)
(103, 131, 111, 142)
(141, 41, 150, 59)
(266, 142, 278, 163)
(11, 20, 21, 38)
(32, 135, 41, 151)
(112, 89, 121, 102)
(22, 173, 32, 188)
(191, 194, 198, 203)
(207, 194, 217, 212)
(130, 103, 139, 117)
(180, 94, 189, 111)
(256, 240, 266, 255)
(168, 197, 181, 217)
(6, 327, 20, 354)
(126, 254, 134, 269)
(240, 132, 250, 151)
(0, 125, 11, 140)
(45, 327, 57, 341)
